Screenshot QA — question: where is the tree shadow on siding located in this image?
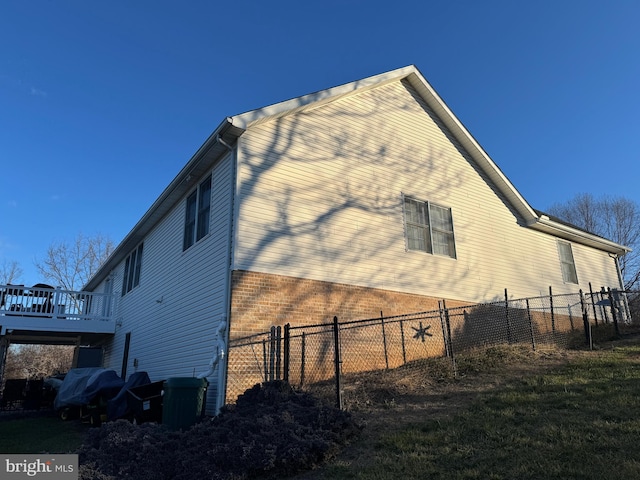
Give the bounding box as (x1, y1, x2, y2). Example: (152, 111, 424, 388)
(230, 79, 494, 323)
(224, 77, 559, 398)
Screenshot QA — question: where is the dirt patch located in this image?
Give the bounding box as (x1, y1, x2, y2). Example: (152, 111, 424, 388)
(78, 381, 360, 480)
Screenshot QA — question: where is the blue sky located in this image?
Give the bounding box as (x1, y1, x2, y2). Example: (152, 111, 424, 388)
(1, 1, 639, 286)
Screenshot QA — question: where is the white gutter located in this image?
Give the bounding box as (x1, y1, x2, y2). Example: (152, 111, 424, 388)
(84, 117, 245, 292)
(528, 215, 631, 255)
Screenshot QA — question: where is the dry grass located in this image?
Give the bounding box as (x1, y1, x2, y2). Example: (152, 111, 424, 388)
(293, 337, 640, 479)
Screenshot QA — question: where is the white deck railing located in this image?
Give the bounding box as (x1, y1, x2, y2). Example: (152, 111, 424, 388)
(0, 284, 115, 335)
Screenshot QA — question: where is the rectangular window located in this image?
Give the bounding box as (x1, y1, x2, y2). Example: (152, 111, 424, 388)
(183, 175, 212, 250)
(196, 176, 211, 242)
(183, 191, 197, 250)
(404, 196, 456, 258)
(122, 243, 144, 295)
(558, 241, 578, 284)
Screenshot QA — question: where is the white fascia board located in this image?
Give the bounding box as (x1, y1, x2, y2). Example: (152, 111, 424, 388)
(229, 65, 420, 130)
(403, 69, 538, 223)
(528, 216, 631, 255)
(84, 118, 244, 291)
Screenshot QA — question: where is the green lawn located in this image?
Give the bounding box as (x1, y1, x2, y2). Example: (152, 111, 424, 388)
(317, 344, 640, 479)
(0, 413, 87, 454)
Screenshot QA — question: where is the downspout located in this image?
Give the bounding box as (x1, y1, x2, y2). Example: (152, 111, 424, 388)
(196, 321, 227, 379)
(219, 139, 237, 413)
(195, 137, 236, 414)
(217, 135, 233, 151)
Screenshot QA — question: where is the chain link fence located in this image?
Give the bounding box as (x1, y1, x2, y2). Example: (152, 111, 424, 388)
(226, 287, 639, 408)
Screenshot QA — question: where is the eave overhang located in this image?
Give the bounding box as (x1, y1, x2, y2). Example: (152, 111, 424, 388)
(85, 65, 630, 290)
(527, 215, 631, 256)
(84, 118, 245, 291)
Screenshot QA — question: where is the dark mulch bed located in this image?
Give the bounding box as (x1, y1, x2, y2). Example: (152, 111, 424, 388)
(78, 381, 361, 480)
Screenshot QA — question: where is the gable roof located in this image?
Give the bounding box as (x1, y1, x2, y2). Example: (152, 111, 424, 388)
(85, 65, 629, 290)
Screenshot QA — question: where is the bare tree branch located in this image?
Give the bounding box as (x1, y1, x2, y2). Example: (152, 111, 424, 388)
(4, 345, 74, 379)
(34, 233, 114, 290)
(548, 194, 640, 290)
(0, 260, 22, 284)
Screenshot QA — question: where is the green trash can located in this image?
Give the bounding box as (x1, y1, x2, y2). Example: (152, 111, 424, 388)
(162, 377, 208, 431)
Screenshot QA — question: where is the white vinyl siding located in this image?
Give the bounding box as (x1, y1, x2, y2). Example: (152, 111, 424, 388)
(101, 153, 234, 415)
(234, 79, 620, 301)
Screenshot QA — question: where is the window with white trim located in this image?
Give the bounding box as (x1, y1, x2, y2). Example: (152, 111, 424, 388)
(558, 241, 578, 284)
(183, 175, 212, 251)
(122, 243, 143, 296)
(404, 196, 456, 258)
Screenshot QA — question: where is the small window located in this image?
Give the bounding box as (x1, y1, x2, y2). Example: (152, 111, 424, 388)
(183, 175, 212, 250)
(403, 196, 456, 258)
(558, 241, 578, 284)
(122, 243, 144, 296)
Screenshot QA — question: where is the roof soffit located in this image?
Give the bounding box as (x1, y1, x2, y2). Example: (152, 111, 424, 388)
(84, 119, 243, 291)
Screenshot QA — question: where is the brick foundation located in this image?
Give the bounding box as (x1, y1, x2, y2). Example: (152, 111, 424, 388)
(225, 270, 467, 402)
(227, 270, 469, 335)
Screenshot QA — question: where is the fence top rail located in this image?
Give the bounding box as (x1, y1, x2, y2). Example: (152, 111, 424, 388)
(228, 287, 625, 349)
(509, 292, 576, 302)
(342, 310, 444, 327)
(288, 321, 334, 332)
(288, 309, 445, 332)
(229, 338, 270, 348)
(229, 331, 274, 345)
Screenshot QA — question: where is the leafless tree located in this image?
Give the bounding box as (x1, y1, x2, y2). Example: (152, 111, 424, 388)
(34, 233, 114, 290)
(2, 234, 114, 381)
(0, 260, 22, 285)
(4, 344, 74, 379)
(548, 194, 640, 290)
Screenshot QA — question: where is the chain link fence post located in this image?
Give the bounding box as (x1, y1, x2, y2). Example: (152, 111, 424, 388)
(549, 286, 556, 340)
(601, 287, 610, 324)
(380, 311, 389, 370)
(283, 323, 290, 383)
(442, 302, 457, 378)
(525, 298, 536, 351)
(275, 326, 282, 380)
(588, 283, 599, 326)
(399, 318, 407, 364)
(505, 288, 512, 344)
(333, 316, 343, 410)
(608, 288, 620, 336)
(580, 290, 592, 348)
(268, 326, 276, 381)
(439, 301, 449, 358)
